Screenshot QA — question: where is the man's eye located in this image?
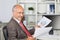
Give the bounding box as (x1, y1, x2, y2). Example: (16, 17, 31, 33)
(18, 12, 21, 13)
(18, 12, 24, 13)
(22, 12, 24, 14)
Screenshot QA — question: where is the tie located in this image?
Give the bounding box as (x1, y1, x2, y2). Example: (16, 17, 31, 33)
(19, 21, 32, 37)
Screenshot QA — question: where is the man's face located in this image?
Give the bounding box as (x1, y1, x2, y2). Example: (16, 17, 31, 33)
(13, 6, 24, 21)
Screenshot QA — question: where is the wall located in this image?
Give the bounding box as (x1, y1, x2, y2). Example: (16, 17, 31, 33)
(0, 0, 17, 22)
(0, 0, 17, 40)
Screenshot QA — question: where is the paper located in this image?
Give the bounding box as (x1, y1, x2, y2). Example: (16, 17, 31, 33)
(33, 27, 52, 38)
(38, 16, 52, 28)
(33, 16, 52, 38)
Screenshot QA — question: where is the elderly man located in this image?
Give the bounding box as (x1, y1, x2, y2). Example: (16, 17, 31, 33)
(6, 4, 37, 40)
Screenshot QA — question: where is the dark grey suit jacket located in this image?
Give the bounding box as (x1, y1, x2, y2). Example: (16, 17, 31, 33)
(6, 18, 35, 40)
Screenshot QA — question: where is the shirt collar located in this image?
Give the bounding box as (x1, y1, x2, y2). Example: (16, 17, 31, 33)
(13, 17, 20, 24)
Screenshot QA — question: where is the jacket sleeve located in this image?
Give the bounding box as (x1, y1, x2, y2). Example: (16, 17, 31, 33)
(7, 25, 17, 40)
(28, 27, 35, 35)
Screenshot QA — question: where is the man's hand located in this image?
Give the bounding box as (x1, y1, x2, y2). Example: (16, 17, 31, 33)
(35, 25, 41, 29)
(27, 36, 36, 40)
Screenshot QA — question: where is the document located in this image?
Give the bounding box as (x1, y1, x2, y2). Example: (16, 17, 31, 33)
(38, 16, 52, 28)
(33, 16, 52, 38)
(33, 27, 52, 38)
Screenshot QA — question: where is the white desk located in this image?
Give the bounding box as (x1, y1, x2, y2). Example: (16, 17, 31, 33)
(36, 35, 60, 40)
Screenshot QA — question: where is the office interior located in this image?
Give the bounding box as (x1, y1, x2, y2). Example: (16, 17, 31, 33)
(0, 0, 60, 40)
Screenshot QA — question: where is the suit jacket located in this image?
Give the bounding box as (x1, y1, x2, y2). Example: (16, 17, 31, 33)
(6, 18, 35, 40)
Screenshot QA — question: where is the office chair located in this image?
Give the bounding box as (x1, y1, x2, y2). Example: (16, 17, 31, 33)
(3, 26, 8, 40)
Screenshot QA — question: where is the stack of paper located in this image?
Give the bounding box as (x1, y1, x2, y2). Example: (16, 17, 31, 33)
(33, 16, 52, 38)
(33, 27, 52, 38)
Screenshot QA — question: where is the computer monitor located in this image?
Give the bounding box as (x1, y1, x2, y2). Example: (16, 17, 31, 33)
(43, 15, 60, 35)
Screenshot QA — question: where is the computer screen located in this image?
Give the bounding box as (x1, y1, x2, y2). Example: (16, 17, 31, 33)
(43, 15, 60, 35)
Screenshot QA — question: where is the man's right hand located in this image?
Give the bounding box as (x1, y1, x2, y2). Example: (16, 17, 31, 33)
(27, 36, 36, 40)
(35, 25, 41, 29)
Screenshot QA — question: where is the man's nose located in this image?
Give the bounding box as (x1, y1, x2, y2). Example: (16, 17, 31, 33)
(20, 13, 23, 16)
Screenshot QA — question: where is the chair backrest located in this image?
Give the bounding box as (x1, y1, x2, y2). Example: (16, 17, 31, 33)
(3, 26, 8, 40)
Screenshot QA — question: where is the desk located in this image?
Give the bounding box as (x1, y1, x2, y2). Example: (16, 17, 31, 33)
(36, 35, 60, 40)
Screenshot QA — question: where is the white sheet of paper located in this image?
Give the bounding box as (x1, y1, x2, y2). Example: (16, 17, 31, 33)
(38, 16, 52, 28)
(33, 27, 52, 38)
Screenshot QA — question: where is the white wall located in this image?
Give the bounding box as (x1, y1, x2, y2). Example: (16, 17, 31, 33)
(0, 0, 17, 22)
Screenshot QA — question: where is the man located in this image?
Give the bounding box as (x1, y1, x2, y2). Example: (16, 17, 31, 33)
(6, 4, 36, 40)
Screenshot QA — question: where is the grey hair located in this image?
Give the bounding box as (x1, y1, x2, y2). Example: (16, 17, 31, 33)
(12, 4, 23, 12)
